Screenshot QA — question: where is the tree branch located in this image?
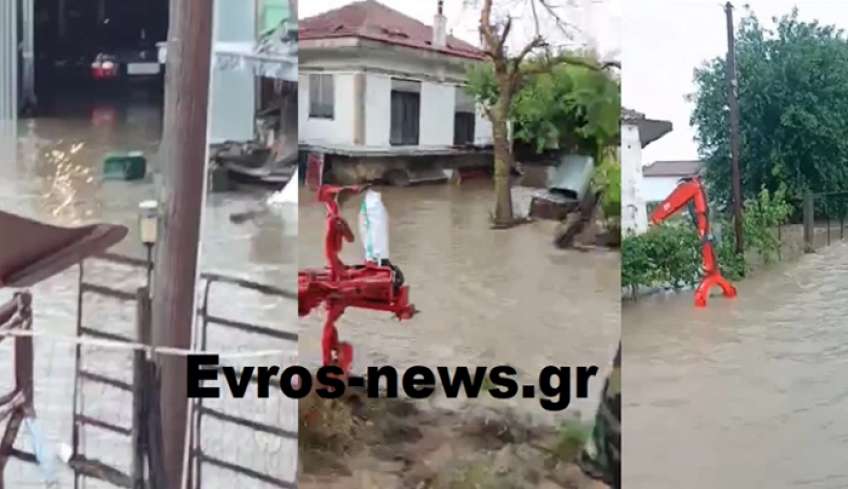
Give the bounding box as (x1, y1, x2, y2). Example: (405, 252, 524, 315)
(536, 0, 578, 38)
(529, 0, 541, 38)
(498, 17, 513, 55)
(512, 35, 546, 75)
(479, 0, 501, 59)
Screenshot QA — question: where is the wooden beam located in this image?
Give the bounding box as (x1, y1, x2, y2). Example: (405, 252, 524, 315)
(150, 0, 214, 487)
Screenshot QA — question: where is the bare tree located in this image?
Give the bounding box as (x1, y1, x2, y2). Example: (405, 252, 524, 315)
(477, 0, 610, 227)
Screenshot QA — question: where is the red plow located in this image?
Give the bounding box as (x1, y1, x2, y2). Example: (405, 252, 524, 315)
(298, 185, 416, 373)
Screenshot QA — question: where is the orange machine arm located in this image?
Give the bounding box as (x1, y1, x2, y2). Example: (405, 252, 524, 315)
(648, 176, 736, 307)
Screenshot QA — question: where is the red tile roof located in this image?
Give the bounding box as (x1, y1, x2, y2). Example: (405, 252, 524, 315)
(300, 0, 485, 60)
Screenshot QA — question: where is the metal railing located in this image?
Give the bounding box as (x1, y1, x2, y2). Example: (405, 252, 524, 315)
(2, 252, 297, 489)
(73, 253, 150, 489)
(0, 292, 32, 489)
(802, 191, 848, 253)
(188, 272, 298, 489)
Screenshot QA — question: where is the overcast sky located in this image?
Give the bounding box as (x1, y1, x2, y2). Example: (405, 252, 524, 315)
(300, 0, 621, 60)
(624, 0, 848, 164)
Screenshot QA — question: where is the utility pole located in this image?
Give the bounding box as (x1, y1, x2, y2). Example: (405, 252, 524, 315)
(151, 0, 213, 487)
(725, 1, 744, 255)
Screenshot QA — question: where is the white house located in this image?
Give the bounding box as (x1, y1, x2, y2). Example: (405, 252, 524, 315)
(642, 160, 703, 203)
(621, 108, 672, 234)
(298, 0, 493, 154)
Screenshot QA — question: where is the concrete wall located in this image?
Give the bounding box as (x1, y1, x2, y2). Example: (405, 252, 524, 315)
(475, 106, 493, 146)
(209, 0, 256, 144)
(420, 81, 455, 147)
(364, 73, 391, 147)
(299, 40, 473, 84)
(298, 71, 356, 146)
(622, 122, 648, 235)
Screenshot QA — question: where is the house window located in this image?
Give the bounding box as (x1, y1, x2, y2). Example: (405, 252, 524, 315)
(309, 74, 334, 119)
(390, 79, 421, 146)
(454, 86, 476, 146)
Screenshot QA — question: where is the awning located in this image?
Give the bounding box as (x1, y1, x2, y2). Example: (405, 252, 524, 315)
(622, 108, 673, 148)
(213, 41, 298, 80)
(157, 21, 298, 81)
(0, 211, 127, 288)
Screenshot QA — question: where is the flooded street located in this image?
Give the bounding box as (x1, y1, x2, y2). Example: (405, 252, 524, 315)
(624, 242, 848, 488)
(298, 181, 620, 423)
(0, 94, 297, 487)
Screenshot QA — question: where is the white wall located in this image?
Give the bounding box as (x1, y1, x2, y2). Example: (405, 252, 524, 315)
(298, 71, 356, 146)
(420, 82, 455, 147)
(300, 69, 496, 150)
(622, 122, 648, 235)
(642, 176, 679, 204)
(475, 107, 493, 146)
(364, 73, 391, 147)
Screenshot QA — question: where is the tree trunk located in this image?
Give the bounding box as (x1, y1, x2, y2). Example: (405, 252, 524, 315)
(491, 93, 514, 227)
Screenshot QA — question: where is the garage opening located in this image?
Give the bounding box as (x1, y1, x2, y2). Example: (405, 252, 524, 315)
(33, 0, 168, 108)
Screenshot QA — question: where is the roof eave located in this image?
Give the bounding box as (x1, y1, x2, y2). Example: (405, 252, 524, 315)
(300, 33, 486, 61)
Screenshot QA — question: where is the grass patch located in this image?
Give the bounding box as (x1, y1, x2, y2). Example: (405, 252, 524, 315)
(550, 419, 591, 462)
(298, 393, 362, 474)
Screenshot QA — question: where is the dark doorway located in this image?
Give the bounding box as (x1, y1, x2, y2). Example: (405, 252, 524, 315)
(390, 80, 420, 146)
(454, 112, 475, 146)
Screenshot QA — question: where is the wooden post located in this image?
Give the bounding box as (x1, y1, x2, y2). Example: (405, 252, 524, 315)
(132, 288, 151, 489)
(725, 2, 744, 255)
(803, 192, 814, 253)
(150, 0, 214, 487)
(827, 208, 831, 246)
(146, 364, 168, 489)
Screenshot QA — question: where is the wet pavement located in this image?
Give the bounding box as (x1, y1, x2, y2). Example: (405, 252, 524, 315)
(0, 93, 297, 487)
(624, 241, 848, 489)
(298, 181, 620, 424)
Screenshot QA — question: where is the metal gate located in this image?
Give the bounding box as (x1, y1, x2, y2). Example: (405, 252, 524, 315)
(189, 272, 299, 489)
(0, 292, 33, 489)
(2, 252, 297, 488)
(73, 253, 150, 488)
(73, 256, 299, 489)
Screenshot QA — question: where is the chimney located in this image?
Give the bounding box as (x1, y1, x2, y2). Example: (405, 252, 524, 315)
(433, 0, 447, 49)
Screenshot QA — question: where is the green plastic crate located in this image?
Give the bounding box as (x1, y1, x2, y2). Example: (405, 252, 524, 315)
(104, 152, 147, 181)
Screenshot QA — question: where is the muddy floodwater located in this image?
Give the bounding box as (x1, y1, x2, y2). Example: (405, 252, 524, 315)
(0, 95, 297, 487)
(624, 242, 848, 488)
(298, 181, 620, 423)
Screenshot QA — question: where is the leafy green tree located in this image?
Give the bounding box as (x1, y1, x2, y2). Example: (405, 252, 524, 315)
(513, 60, 620, 156)
(467, 53, 621, 225)
(690, 9, 848, 207)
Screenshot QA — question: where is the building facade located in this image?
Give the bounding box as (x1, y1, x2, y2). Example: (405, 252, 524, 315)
(298, 1, 493, 152)
(641, 160, 703, 204)
(621, 109, 672, 235)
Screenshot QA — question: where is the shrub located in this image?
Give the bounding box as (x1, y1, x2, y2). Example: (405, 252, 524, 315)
(622, 187, 791, 296)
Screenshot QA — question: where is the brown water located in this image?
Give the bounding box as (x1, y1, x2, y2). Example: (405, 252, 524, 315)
(624, 242, 848, 488)
(0, 96, 297, 487)
(298, 182, 620, 423)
